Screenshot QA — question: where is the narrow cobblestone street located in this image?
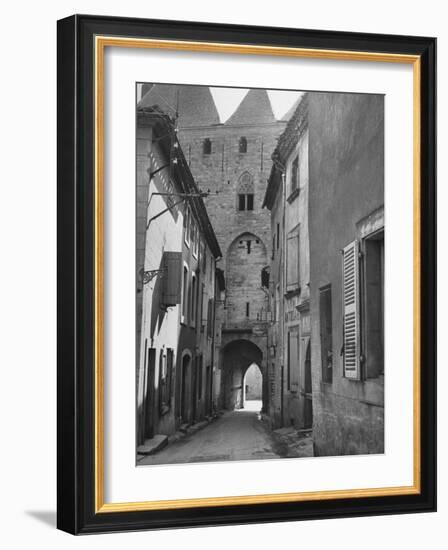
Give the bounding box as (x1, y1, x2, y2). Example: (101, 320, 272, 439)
(139, 400, 314, 465)
(139, 401, 281, 465)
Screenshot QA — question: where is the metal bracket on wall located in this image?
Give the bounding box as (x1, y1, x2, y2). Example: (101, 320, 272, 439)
(142, 268, 166, 284)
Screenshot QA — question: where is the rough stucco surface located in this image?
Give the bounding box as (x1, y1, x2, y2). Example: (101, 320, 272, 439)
(308, 92, 385, 456)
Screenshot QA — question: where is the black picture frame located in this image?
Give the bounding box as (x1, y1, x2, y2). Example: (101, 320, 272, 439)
(57, 14, 436, 534)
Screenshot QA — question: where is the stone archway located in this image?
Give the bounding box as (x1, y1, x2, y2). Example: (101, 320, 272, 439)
(243, 363, 263, 404)
(221, 339, 265, 411)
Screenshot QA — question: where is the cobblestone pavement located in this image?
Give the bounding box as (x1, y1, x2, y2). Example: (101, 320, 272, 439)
(139, 401, 280, 465)
(139, 400, 314, 466)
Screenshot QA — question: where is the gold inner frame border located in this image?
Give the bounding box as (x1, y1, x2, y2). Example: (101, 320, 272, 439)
(94, 35, 421, 513)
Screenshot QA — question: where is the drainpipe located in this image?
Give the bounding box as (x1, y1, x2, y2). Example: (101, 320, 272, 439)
(281, 169, 287, 427)
(210, 259, 218, 414)
(272, 156, 286, 428)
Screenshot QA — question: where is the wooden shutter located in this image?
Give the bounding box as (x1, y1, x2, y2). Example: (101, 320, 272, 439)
(342, 240, 360, 379)
(206, 298, 213, 337)
(201, 283, 207, 327)
(290, 328, 300, 388)
(286, 231, 300, 291)
(162, 251, 182, 306)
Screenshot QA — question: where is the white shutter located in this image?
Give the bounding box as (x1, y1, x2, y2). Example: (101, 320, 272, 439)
(343, 240, 360, 379)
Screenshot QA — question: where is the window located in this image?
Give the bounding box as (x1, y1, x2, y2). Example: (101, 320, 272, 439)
(246, 240, 251, 254)
(291, 155, 299, 193)
(206, 298, 213, 337)
(197, 355, 203, 399)
(182, 266, 189, 321)
(275, 284, 280, 323)
(286, 227, 300, 292)
(162, 252, 182, 307)
(342, 240, 360, 379)
(184, 207, 190, 245)
(276, 223, 280, 249)
(238, 194, 254, 211)
(191, 221, 198, 257)
(158, 350, 165, 414)
(363, 230, 384, 379)
(319, 285, 333, 383)
(246, 302, 250, 318)
(203, 138, 211, 154)
(239, 136, 247, 153)
(191, 273, 197, 326)
(200, 240, 206, 272)
(237, 172, 254, 211)
(200, 283, 206, 331)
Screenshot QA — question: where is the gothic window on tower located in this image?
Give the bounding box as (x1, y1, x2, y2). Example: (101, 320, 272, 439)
(239, 136, 247, 153)
(203, 138, 212, 155)
(237, 172, 254, 211)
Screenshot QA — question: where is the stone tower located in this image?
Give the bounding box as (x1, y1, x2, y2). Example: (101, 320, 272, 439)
(139, 84, 287, 414)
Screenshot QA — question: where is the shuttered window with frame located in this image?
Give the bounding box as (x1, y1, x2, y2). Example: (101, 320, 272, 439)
(206, 298, 213, 338)
(201, 283, 207, 330)
(162, 251, 182, 307)
(286, 228, 300, 292)
(342, 240, 361, 379)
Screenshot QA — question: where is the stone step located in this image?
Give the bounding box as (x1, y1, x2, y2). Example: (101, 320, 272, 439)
(137, 434, 168, 456)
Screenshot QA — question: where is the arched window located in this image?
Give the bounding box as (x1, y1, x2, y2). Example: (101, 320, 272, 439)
(203, 138, 212, 155)
(236, 172, 254, 211)
(239, 136, 247, 153)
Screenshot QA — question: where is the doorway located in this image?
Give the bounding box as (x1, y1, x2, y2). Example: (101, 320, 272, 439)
(144, 348, 156, 439)
(303, 339, 313, 429)
(243, 362, 263, 412)
(181, 353, 191, 423)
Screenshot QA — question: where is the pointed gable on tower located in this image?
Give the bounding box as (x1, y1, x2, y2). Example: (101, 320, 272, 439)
(138, 84, 220, 127)
(224, 89, 276, 126)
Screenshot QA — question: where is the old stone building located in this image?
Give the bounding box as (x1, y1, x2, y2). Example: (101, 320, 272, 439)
(136, 106, 222, 451)
(308, 92, 384, 456)
(264, 91, 384, 455)
(264, 94, 312, 430)
(139, 85, 288, 419)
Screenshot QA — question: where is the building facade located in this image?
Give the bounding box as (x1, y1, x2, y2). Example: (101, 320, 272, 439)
(139, 85, 288, 420)
(264, 94, 312, 430)
(308, 92, 384, 456)
(136, 107, 222, 449)
(264, 91, 384, 454)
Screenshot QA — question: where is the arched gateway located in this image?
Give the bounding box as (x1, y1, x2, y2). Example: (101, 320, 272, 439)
(220, 339, 267, 412)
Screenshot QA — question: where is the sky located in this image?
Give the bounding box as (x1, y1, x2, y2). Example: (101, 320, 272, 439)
(210, 87, 302, 122)
(137, 83, 302, 122)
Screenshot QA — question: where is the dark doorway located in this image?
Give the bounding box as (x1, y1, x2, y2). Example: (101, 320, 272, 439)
(144, 348, 156, 439)
(222, 339, 264, 411)
(303, 339, 313, 429)
(192, 355, 198, 422)
(181, 354, 191, 423)
(205, 365, 212, 416)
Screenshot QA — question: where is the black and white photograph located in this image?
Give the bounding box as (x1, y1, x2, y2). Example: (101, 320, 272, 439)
(135, 83, 384, 466)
